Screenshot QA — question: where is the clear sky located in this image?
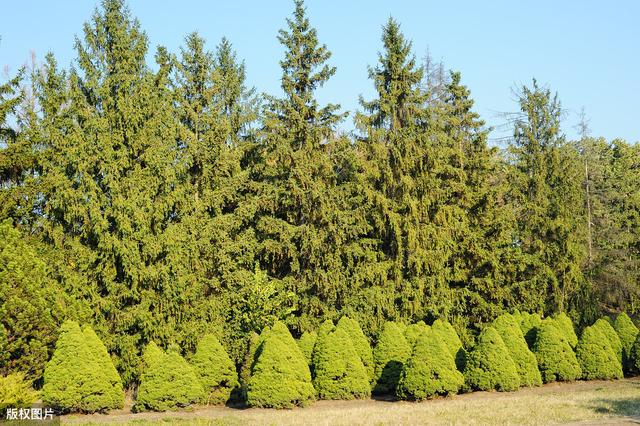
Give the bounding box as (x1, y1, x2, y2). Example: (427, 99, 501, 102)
(1, 0, 638, 143)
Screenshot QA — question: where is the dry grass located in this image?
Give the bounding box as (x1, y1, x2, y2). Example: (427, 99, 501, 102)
(62, 379, 640, 426)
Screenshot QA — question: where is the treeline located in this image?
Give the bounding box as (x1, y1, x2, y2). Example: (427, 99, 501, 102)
(6, 311, 640, 412)
(0, 0, 639, 388)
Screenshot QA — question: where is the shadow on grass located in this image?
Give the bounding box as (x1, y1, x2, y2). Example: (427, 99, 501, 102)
(588, 397, 640, 421)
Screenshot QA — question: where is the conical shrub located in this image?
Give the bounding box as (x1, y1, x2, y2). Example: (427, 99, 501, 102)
(576, 325, 623, 380)
(551, 313, 578, 348)
(134, 343, 204, 412)
(42, 321, 124, 413)
(463, 327, 520, 392)
(492, 314, 542, 387)
(431, 319, 465, 369)
(532, 321, 581, 383)
(336, 317, 374, 382)
(297, 331, 317, 366)
(613, 313, 639, 373)
(630, 333, 640, 374)
(594, 318, 623, 364)
(397, 330, 464, 400)
(247, 321, 315, 408)
(312, 324, 370, 399)
(514, 311, 542, 348)
(373, 321, 411, 395)
(404, 321, 430, 348)
(191, 334, 238, 405)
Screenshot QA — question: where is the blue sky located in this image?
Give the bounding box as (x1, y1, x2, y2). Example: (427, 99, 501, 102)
(2, 0, 638, 143)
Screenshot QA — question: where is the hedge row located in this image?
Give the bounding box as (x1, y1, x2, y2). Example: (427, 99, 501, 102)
(16, 312, 640, 412)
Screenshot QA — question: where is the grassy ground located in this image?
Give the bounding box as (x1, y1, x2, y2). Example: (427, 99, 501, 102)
(62, 378, 640, 426)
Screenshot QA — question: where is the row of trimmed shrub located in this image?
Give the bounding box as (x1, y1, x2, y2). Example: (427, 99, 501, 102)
(5, 311, 640, 412)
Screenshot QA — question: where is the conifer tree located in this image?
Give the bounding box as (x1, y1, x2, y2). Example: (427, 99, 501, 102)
(404, 321, 430, 348)
(297, 331, 318, 366)
(463, 327, 520, 392)
(613, 313, 639, 373)
(509, 80, 586, 314)
(551, 313, 578, 348)
(247, 321, 315, 408)
(42, 321, 124, 413)
(576, 325, 622, 380)
(397, 330, 463, 400)
(431, 319, 465, 369)
(336, 317, 374, 382)
(593, 318, 623, 364)
(373, 321, 411, 394)
(134, 342, 204, 412)
(312, 325, 370, 400)
(532, 321, 581, 383)
(191, 334, 238, 405)
(492, 314, 542, 387)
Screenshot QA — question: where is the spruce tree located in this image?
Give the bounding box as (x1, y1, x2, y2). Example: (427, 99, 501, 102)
(247, 321, 315, 408)
(492, 313, 542, 387)
(463, 327, 520, 392)
(135, 343, 204, 412)
(576, 325, 622, 380)
(336, 317, 374, 382)
(593, 318, 623, 364)
(404, 321, 430, 348)
(297, 331, 317, 366)
(312, 325, 370, 400)
(42, 321, 124, 413)
(373, 321, 411, 394)
(532, 321, 581, 383)
(551, 313, 578, 348)
(191, 334, 238, 405)
(431, 319, 465, 369)
(613, 312, 639, 373)
(397, 330, 463, 400)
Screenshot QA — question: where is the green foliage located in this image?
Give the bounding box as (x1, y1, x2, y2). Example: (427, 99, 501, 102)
(336, 317, 374, 382)
(492, 314, 542, 387)
(576, 325, 622, 380)
(397, 330, 464, 400)
(373, 322, 411, 395)
(551, 313, 578, 348)
(463, 327, 520, 392)
(593, 318, 623, 364)
(247, 322, 315, 408)
(134, 343, 204, 412)
(0, 221, 77, 381)
(191, 334, 238, 405)
(312, 324, 370, 399)
(613, 312, 639, 373)
(631, 333, 640, 374)
(432, 319, 466, 370)
(297, 331, 317, 366)
(404, 321, 430, 348)
(514, 311, 542, 348)
(531, 321, 581, 383)
(42, 321, 123, 413)
(0, 373, 39, 412)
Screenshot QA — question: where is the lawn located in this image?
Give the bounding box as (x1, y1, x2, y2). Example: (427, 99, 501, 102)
(62, 378, 640, 425)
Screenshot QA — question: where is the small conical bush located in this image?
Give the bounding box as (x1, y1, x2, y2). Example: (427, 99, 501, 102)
(593, 318, 623, 364)
(463, 327, 520, 392)
(297, 331, 317, 366)
(336, 317, 374, 382)
(532, 321, 581, 383)
(312, 324, 370, 400)
(431, 319, 465, 370)
(134, 343, 204, 412)
(373, 321, 411, 395)
(247, 322, 315, 408)
(492, 314, 541, 387)
(404, 321, 430, 348)
(42, 321, 123, 413)
(397, 330, 464, 400)
(191, 334, 238, 405)
(551, 313, 578, 348)
(613, 313, 639, 373)
(514, 311, 542, 348)
(576, 325, 623, 380)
